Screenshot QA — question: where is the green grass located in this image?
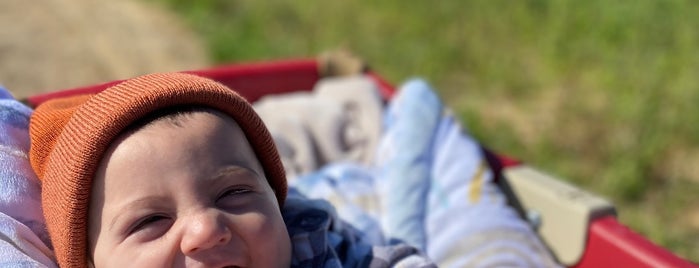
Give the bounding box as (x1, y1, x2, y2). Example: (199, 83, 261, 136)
(148, 0, 699, 261)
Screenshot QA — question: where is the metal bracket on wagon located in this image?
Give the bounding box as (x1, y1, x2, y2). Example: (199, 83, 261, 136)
(503, 165, 617, 266)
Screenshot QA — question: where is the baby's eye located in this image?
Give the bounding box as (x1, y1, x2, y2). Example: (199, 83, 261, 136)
(219, 188, 252, 198)
(216, 187, 253, 206)
(129, 214, 170, 235)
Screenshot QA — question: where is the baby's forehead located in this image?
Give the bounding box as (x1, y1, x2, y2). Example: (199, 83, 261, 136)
(108, 106, 257, 164)
(124, 106, 228, 134)
(103, 106, 264, 176)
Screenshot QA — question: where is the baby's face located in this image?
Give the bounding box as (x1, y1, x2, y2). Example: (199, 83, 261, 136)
(87, 110, 291, 267)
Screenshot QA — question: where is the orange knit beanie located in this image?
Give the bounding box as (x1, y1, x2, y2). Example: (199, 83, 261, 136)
(28, 72, 287, 268)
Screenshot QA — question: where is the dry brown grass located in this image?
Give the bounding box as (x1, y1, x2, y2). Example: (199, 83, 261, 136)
(0, 0, 208, 98)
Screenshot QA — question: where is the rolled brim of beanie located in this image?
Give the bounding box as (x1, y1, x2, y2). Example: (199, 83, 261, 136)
(30, 72, 286, 268)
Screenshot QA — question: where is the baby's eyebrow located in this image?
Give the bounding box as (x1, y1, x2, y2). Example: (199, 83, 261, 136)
(211, 165, 261, 181)
(108, 196, 167, 232)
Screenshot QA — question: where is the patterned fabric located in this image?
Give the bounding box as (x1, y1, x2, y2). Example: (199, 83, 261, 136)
(283, 190, 435, 268)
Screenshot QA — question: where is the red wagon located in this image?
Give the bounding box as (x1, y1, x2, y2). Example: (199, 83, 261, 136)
(23, 58, 697, 268)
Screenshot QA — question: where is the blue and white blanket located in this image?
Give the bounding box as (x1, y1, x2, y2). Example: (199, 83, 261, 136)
(293, 79, 559, 267)
(0, 86, 56, 267)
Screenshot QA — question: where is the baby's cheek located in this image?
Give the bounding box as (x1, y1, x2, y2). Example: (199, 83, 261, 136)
(239, 208, 286, 237)
(98, 237, 177, 267)
(238, 209, 291, 259)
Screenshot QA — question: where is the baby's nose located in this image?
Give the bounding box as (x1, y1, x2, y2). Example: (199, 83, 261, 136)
(180, 209, 232, 254)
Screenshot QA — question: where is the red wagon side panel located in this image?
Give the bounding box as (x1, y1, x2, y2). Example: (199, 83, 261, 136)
(25, 59, 321, 107)
(187, 59, 320, 102)
(574, 216, 696, 268)
(25, 59, 396, 108)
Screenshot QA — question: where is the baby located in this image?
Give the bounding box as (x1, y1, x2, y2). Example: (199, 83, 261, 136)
(28, 73, 433, 267)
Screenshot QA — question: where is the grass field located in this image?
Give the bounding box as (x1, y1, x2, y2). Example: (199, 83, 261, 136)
(150, 0, 699, 261)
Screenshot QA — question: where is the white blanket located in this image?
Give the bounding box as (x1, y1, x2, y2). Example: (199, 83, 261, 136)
(254, 75, 383, 179)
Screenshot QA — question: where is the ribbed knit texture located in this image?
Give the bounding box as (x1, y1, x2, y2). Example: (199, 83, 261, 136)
(29, 72, 287, 268)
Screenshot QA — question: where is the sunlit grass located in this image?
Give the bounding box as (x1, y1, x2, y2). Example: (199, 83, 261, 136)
(148, 0, 699, 261)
